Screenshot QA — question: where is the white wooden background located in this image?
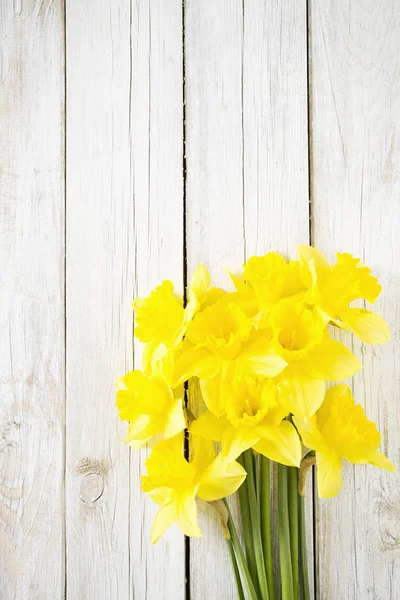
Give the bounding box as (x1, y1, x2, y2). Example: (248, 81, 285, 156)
(0, 1, 399, 598)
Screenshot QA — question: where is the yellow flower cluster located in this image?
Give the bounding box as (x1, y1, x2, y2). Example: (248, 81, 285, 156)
(116, 246, 394, 542)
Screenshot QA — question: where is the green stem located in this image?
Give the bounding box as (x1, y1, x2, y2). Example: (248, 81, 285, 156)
(288, 467, 299, 599)
(243, 450, 270, 600)
(278, 464, 294, 600)
(260, 456, 275, 600)
(223, 499, 259, 600)
(227, 537, 246, 600)
(299, 494, 311, 600)
(254, 451, 261, 503)
(237, 456, 260, 594)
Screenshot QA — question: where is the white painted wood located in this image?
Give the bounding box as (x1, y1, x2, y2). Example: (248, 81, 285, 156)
(185, 1, 244, 597)
(242, 3, 312, 593)
(0, 1, 65, 598)
(65, 1, 131, 598)
(309, 1, 400, 598)
(129, 1, 186, 598)
(185, 1, 311, 597)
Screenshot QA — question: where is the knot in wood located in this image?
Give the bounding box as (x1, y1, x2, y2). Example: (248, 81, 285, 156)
(78, 472, 104, 504)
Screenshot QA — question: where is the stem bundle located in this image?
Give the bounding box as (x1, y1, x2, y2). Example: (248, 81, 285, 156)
(224, 457, 311, 600)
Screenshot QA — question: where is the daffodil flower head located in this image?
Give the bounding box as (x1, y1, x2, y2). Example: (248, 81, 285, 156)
(294, 384, 395, 498)
(173, 301, 287, 415)
(186, 300, 253, 361)
(243, 252, 305, 304)
(133, 280, 184, 346)
(270, 301, 325, 361)
(133, 265, 225, 381)
(115, 370, 186, 448)
(269, 301, 361, 419)
(298, 245, 390, 344)
(191, 375, 301, 467)
(141, 433, 246, 543)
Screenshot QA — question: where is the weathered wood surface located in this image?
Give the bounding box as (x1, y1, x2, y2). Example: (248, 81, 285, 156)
(0, 0, 399, 598)
(0, 1, 65, 599)
(309, 1, 400, 598)
(185, 1, 313, 597)
(129, 1, 186, 598)
(65, 1, 132, 598)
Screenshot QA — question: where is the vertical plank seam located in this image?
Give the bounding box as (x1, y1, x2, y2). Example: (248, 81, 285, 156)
(306, 1, 317, 598)
(128, 0, 134, 596)
(63, 1, 68, 598)
(241, 0, 246, 261)
(182, 2, 190, 598)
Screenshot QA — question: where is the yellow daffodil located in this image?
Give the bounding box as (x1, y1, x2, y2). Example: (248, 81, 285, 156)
(173, 299, 287, 415)
(191, 376, 301, 466)
(133, 264, 225, 379)
(243, 253, 305, 304)
(141, 433, 246, 543)
(226, 252, 305, 329)
(298, 245, 390, 344)
(294, 384, 395, 498)
(269, 300, 362, 419)
(116, 370, 185, 448)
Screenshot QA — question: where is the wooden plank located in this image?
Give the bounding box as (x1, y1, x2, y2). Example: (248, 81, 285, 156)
(0, 1, 65, 598)
(129, 1, 186, 598)
(185, 1, 244, 597)
(65, 1, 131, 598)
(243, 2, 312, 595)
(185, 1, 311, 597)
(309, 1, 400, 598)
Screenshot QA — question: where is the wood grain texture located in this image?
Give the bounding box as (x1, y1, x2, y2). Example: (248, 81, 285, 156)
(65, 1, 131, 597)
(129, 1, 186, 597)
(185, 1, 312, 597)
(242, 4, 312, 592)
(309, 1, 400, 598)
(0, 1, 65, 598)
(185, 1, 244, 597)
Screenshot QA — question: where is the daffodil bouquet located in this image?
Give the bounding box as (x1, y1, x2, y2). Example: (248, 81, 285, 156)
(116, 246, 395, 600)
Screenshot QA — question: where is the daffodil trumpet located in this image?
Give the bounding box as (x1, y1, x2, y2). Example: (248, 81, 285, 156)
(116, 246, 394, 600)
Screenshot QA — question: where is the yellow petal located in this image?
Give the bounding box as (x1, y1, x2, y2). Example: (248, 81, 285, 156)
(341, 308, 390, 344)
(147, 487, 173, 506)
(150, 501, 176, 544)
(164, 397, 186, 438)
(225, 268, 251, 296)
(292, 415, 327, 453)
(298, 244, 329, 288)
(190, 263, 211, 296)
(254, 420, 301, 467)
(221, 426, 260, 463)
(316, 451, 343, 498)
(197, 454, 246, 501)
(199, 371, 230, 417)
(133, 280, 184, 345)
(142, 434, 194, 492)
(199, 287, 227, 310)
(238, 331, 288, 377)
(279, 366, 326, 419)
(190, 411, 230, 442)
(316, 385, 383, 464)
(368, 451, 396, 472)
(175, 494, 203, 538)
(189, 435, 216, 471)
(123, 414, 152, 446)
(173, 347, 220, 386)
(304, 338, 362, 381)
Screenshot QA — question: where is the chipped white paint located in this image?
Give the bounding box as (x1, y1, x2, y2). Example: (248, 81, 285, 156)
(1, 0, 399, 598)
(309, 1, 400, 598)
